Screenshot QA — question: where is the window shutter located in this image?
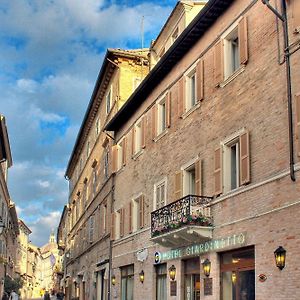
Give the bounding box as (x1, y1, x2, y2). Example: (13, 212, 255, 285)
(139, 195, 145, 229)
(238, 16, 248, 65)
(152, 105, 157, 140)
(239, 131, 250, 185)
(214, 147, 223, 195)
(141, 116, 146, 148)
(295, 94, 300, 156)
(110, 213, 115, 241)
(178, 77, 185, 117)
(112, 145, 118, 173)
(166, 91, 171, 128)
(129, 201, 133, 233)
(174, 171, 182, 200)
(122, 137, 127, 166)
(214, 40, 224, 86)
(196, 59, 204, 102)
(120, 208, 124, 238)
(195, 159, 202, 196)
(293, 0, 300, 32)
(131, 127, 135, 156)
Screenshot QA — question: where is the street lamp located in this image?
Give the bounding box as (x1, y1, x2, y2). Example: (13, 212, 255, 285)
(202, 258, 211, 277)
(274, 246, 286, 270)
(168, 265, 176, 281)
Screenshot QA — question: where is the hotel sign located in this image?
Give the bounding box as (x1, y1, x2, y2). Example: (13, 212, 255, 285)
(154, 233, 246, 263)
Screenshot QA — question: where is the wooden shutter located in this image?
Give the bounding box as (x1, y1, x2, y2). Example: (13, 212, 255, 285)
(120, 208, 124, 238)
(174, 171, 183, 200)
(166, 91, 171, 128)
(214, 40, 224, 86)
(112, 145, 118, 173)
(296, 94, 300, 156)
(293, 0, 300, 31)
(152, 105, 157, 140)
(214, 147, 223, 195)
(110, 213, 115, 241)
(239, 131, 250, 185)
(195, 159, 202, 196)
(178, 77, 185, 117)
(238, 16, 248, 65)
(131, 127, 135, 156)
(122, 137, 127, 166)
(141, 116, 146, 148)
(139, 195, 145, 229)
(128, 201, 133, 233)
(196, 59, 204, 102)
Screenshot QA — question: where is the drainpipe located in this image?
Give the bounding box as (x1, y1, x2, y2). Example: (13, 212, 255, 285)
(262, 0, 296, 181)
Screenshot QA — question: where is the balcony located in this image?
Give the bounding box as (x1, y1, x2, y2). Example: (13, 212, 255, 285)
(151, 195, 213, 247)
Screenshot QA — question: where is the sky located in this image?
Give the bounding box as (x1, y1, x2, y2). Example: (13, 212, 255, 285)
(0, 0, 177, 246)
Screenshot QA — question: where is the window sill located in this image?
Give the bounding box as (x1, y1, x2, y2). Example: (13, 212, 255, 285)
(132, 149, 144, 160)
(220, 66, 245, 88)
(154, 129, 168, 142)
(182, 102, 201, 119)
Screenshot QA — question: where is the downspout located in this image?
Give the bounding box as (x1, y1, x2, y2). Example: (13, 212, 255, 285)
(262, 0, 296, 181)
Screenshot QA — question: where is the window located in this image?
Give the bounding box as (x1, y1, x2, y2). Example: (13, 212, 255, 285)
(183, 165, 196, 196)
(88, 215, 94, 243)
(121, 265, 134, 300)
(172, 27, 179, 43)
(214, 131, 250, 195)
(157, 97, 167, 135)
(95, 118, 100, 136)
(103, 202, 107, 234)
(106, 87, 112, 114)
(87, 141, 90, 158)
(131, 195, 144, 232)
(115, 138, 126, 170)
(132, 117, 145, 156)
(156, 264, 167, 300)
(224, 27, 240, 79)
(79, 158, 83, 172)
(154, 179, 167, 210)
(92, 168, 97, 197)
(221, 248, 255, 300)
(186, 69, 197, 111)
(104, 148, 109, 178)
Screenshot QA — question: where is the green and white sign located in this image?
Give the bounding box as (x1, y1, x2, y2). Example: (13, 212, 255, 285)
(155, 233, 246, 263)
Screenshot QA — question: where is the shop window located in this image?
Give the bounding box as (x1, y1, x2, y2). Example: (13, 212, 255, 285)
(184, 258, 200, 300)
(156, 264, 167, 300)
(121, 265, 134, 300)
(221, 247, 255, 300)
(154, 179, 167, 210)
(185, 69, 197, 111)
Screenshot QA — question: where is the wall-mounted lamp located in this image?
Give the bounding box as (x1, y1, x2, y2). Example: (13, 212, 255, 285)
(168, 265, 176, 281)
(202, 258, 211, 277)
(111, 274, 116, 286)
(274, 246, 286, 270)
(231, 271, 237, 283)
(139, 270, 144, 283)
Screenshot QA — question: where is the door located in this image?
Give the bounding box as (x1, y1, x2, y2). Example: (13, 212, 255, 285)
(184, 257, 200, 300)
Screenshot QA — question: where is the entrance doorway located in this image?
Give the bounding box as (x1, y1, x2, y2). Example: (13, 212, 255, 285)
(184, 257, 200, 300)
(221, 247, 255, 300)
(96, 269, 106, 300)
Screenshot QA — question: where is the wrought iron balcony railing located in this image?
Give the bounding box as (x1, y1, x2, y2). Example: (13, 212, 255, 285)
(151, 195, 213, 238)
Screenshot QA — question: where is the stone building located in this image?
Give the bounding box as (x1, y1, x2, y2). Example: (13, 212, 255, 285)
(61, 48, 149, 300)
(104, 0, 300, 300)
(0, 115, 19, 297)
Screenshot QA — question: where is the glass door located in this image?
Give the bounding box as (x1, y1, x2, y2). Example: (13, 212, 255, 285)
(184, 257, 200, 300)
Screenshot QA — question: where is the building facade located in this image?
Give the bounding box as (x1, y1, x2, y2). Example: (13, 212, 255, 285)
(61, 48, 149, 300)
(0, 115, 19, 297)
(104, 0, 300, 300)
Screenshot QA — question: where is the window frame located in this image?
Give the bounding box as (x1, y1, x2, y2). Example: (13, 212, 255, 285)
(181, 157, 199, 197)
(185, 67, 197, 112)
(153, 178, 167, 210)
(156, 92, 168, 136)
(133, 119, 143, 156)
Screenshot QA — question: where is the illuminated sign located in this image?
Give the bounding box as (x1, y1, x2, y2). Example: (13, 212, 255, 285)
(154, 233, 246, 263)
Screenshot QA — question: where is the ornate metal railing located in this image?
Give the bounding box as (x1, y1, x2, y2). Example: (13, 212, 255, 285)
(151, 195, 213, 238)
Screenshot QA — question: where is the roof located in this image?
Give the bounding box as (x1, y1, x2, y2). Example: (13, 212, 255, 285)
(0, 115, 12, 167)
(65, 48, 149, 178)
(18, 219, 32, 235)
(105, 0, 233, 132)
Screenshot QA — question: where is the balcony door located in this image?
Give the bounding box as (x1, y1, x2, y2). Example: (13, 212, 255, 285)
(183, 165, 196, 196)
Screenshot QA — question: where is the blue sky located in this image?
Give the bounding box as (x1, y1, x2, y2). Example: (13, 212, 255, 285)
(0, 0, 177, 246)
